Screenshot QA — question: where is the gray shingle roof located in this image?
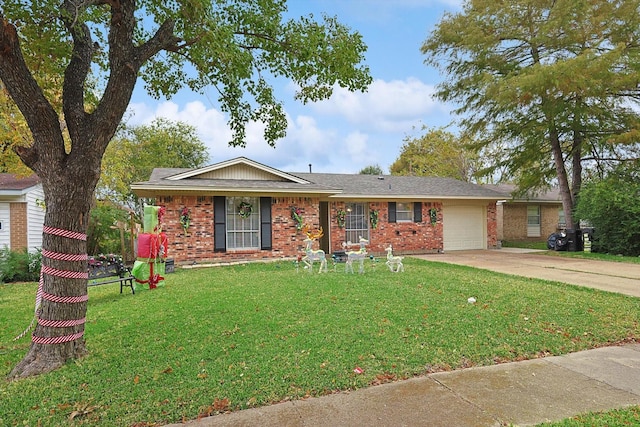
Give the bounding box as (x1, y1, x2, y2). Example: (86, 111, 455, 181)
(132, 159, 504, 200)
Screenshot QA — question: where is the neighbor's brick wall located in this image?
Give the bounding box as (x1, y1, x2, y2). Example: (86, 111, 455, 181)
(9, 202, 27, 250)
(502, 203, 562, 241)
(541, 204, 562, 238)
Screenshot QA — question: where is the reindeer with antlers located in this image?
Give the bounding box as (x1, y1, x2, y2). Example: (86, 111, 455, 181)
(301, 224, 328, 273)
(343, 236, 369, 274)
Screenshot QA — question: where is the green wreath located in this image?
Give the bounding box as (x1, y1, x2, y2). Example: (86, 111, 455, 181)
(238, 201, 253, 219)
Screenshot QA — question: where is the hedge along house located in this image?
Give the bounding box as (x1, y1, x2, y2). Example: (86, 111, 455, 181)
(131, 157, 504, 265)
(0, 173, 45, 252)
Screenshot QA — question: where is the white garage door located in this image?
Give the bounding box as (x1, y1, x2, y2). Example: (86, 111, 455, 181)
(443, 205, 486, 251)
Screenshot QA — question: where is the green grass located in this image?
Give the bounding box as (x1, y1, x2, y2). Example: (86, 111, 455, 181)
(536, 406, 640, 426)
(2, 258, 640, 426)
(502, 240, 640, 264)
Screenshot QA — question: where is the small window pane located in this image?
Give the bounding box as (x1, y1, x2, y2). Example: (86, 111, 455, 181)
(396, 202, 413, 222)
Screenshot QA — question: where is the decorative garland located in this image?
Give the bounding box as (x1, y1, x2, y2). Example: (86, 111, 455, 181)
(180, 207, 191, 232)
(429, 208, 438, 225)
(369, 209, 379, 229)
(336, 209, 346, 228)
(291, 206, 304, 230)
(238, 201, 253, 219)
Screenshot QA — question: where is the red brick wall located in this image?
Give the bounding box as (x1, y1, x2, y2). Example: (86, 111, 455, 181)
(327, 201, 444, 255)
(156, 196, 493, 264)
(486, 202, 498, 249)
(9, 202, 27, 250)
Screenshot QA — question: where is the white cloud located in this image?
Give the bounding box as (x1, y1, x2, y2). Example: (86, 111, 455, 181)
(310, 78, 443, 132)
(123, 76, 454, 175)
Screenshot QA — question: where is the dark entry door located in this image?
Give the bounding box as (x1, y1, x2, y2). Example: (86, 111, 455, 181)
(319, 201, 329, 253)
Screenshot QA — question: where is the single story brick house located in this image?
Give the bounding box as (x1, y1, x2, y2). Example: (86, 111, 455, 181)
(0, 173, 45, 252)
(131, 157, 504, 265)
(485, 184, 564, 243)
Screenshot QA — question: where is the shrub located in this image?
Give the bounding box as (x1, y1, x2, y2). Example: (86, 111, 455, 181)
(575, 165, 640, 257)
(0, 247, 42, 283)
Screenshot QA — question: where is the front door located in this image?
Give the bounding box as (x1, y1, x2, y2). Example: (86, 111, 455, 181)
(319, 201, 329, 253)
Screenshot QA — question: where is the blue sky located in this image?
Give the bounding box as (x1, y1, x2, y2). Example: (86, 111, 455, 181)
(127, 0, 463, 174)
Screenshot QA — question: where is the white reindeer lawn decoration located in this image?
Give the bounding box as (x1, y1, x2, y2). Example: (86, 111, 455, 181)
(344, 236, 369, 274)
(301, 224, 328, 273)
(385, 245, 404, 273)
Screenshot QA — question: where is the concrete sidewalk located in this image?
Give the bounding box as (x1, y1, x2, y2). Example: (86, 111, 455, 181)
(168, 345, 640, 427)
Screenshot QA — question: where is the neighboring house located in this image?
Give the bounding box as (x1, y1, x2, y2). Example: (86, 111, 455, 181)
(486, 184, 564, 243)
(0, 173, 45, 252)
(131, 157, 505, 265)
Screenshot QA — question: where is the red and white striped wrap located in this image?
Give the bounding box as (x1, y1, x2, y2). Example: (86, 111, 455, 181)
(37, 317, 86, 328)
(42, 249, 88, 262)
(32, 331, 85, 345)
(41, 291, 89, 304)
(42, 226, 87, 241)
(14, 226, 89, 343)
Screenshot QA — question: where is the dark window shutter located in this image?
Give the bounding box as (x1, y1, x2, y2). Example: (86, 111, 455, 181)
(214, 196, 226, 252)
(414, 202, 422, 223)
(388, 202, 396, 223)
(260, 197, 272, 250)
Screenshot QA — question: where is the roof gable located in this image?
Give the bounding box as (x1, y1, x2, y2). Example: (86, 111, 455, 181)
(166, 157, 309, 184)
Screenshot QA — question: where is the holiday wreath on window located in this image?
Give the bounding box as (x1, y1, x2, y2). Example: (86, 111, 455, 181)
(238, 201, 253, 219)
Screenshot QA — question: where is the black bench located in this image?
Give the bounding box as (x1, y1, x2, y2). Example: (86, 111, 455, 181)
(88, 261, 135, 294)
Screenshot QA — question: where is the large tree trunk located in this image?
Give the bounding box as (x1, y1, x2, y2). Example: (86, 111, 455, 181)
(549, 128, 575, 230)
(9, 164, 99, 379)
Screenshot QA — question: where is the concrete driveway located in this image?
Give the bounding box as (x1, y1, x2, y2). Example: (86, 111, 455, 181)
(415, 248, 640, 298)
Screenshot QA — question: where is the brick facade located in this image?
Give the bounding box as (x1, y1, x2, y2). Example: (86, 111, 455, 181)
(156, 195, 497, 265)
(501, 203, 562, 242)
(9, 202, 27, 250)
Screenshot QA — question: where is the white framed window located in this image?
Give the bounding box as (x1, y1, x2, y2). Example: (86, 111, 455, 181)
(226, 197, 260, 250)
(344, 202, 369, 245)
(527, 205, 541, 237)
(396, 202, 413, 222)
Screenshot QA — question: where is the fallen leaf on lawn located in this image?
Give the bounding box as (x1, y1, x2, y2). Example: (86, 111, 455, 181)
(162, 366, 173, 374)
(134, 375, 140, 384)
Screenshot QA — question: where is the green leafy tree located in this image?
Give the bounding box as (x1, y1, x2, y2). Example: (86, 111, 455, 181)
(422, 0, 640, 229)
(389, 127, 478, 181)
(98, 118, 209, 215)
(86, 202, 133, 259)
(358, 164, 384, 175)
(574, 164, 640, 256)
(0, 0, 371, 378)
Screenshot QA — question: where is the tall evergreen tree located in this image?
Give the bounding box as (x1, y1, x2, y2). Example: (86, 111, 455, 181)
(422, 0, 640, 229)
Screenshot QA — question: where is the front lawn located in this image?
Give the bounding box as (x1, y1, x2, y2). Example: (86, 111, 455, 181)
(2, 258, 640, 426)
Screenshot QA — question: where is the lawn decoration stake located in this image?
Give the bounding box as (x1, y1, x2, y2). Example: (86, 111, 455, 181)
(344, 236, 369, 274)
(131, 205, 168, 291)
(385, 245, 405, 272)
(301, 224, 328, 273)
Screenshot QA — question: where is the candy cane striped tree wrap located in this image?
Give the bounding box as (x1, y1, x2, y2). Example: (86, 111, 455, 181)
(14, 226, 90, 344)
(37, 317, 86, 328)
(32, 331, 85, 345)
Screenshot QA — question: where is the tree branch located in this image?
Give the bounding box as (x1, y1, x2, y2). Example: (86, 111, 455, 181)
(61, 0, 97, 144)
(0, 14, 64, 171)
